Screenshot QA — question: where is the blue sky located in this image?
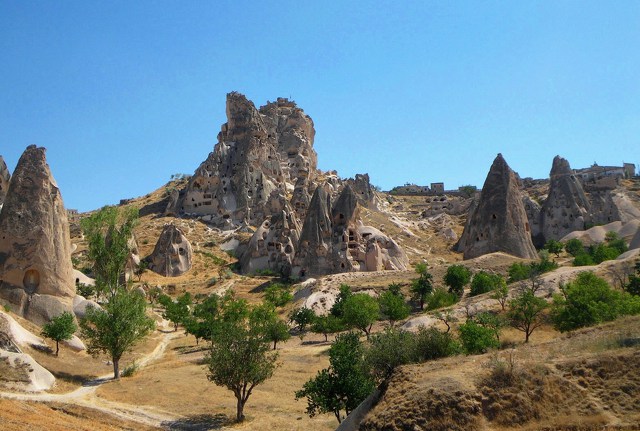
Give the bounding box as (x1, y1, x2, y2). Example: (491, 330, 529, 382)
(1, 1, 639, 212)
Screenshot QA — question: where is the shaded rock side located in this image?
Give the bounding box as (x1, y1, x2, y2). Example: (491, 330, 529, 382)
(541, 156, 593, 242)
(0, 155, 10, 209)
(240, 192, 302, 276)
(294, 186, 333, 275)
(0, 145, 75, 325)
(458, 154, 538, 260)
(522, 194, 543, 248)
(345, 173, 377, 208)
(148, 224, 193, 277)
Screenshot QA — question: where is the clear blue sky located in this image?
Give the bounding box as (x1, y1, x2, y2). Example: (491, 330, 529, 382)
(1, 1, 639, 212)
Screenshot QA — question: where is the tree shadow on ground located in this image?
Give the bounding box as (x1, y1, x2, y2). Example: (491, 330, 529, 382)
(50, 370, 100, 386)
(161, 413, 228, 430)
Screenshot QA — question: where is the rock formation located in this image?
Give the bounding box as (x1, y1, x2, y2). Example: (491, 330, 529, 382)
(178, 92, 409, 277)
(522, 194, 543, 247)
(147, 224, 193, 277)
(178, 93, 317, 228)
(458, 154, 538, 260)
(540, 156, 592, 242)
(0, 146, 75, 325)
(239, 192, 302, 276)
(0, 156, 10, 210)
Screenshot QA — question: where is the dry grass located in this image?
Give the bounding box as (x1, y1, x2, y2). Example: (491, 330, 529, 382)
(96, 332, 336, 430)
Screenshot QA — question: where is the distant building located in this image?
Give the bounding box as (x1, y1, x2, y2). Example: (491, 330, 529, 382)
(574, 162, 635, 182)
(430, 182, 445, 194)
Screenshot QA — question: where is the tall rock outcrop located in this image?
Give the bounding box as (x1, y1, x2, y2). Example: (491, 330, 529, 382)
(178, 93, 317, 228)
(458, 154, 538, 260)
(293, 186, 333, 275)
(147, 224, 193, 277)
(239, 192, 302, 276)
(0, 146, 75, 325)
(541, 156, 592, 242)
(0, 156, 10, 210)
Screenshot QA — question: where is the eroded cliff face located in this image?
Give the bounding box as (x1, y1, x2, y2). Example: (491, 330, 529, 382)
(173, 92, 406, 277)
(147, 224, 193, 277)
(0, 145, 75, 325)
(0, 156, 10, 210)
(178, 93, 317, 228)
(458, 154, 538, 260)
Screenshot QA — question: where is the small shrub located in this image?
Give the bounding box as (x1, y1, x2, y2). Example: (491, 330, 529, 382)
(121, 361, 139, 377)
(470, 272, 504, 296)
(263, 283, 292, 307)
(572, 252, 595, 266)
(425, 287, 459, 310)
(413, 326, 461, 360)
(458, 320, 500, 354)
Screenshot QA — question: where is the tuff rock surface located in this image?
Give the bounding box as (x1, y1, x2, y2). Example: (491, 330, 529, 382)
(147, 224, 193, 277)
(540, 156, 592, 242)
(458, 154, 538, 260)
(0, 156, 9, 210)
(0, 146, 75, 325)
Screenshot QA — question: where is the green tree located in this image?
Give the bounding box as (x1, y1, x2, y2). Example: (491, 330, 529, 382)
(491, 282, 509, 311)
(378, 290, 409, 326)
(263, 283, 293, 307)
(80, 289, 155, 379)
(310, 315, 344, 342)
(80, 206, 139, 299)
(573, 252, 595, 266)
(544, 239, 564, 257)
(342, 293, 380, 339)
(159, 292, 192, 331)
(470, 271, 504, 296)
(411, 263, 433, 310)
(250, 304, 291, 350)
(296, 332, 374, 424)
(458, 320, 499, 354)
(507, 290, 548, 343)
(330, 284, 352, 318)
(443, 265, 471, 297)
(625, 261, 640, 296)
(41, 311, 77, 356)
(551, 272, 640, 332)
(564, 238, 585, 257)
(364, 328, 416, 383)
(290, 307, 316, 334)
(507, 262, 532, 283)
(425, 287, 459, 311)
(413, 326, 461, 360)
(206, 301, 279, 422)
(474, 311, 505, 342)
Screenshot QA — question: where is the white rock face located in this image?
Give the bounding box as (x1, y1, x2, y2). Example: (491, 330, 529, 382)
(0, 350, 55, 391)
(148, 224, 193, 277)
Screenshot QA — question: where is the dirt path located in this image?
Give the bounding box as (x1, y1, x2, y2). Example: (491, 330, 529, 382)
(0, 329, 182, 428)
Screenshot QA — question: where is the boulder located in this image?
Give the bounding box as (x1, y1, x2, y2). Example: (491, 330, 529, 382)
(0, 350, 55, 391)
(458, 154, 538, 260)
(0, 146, 75, 325)
(148, 224, 193, 277)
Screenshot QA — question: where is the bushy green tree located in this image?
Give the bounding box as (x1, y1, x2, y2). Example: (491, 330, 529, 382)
(159, 292, 192, 331)
(443, 265, 471, 297)
(290, 307, 316, 334)
(80, 206, 139, 299)
(544, 239, 564, 257)
(364, 328, 416, 382)
(263, 283, 292, 307)
(507, 290, 547, 342)
(411, 263, 433, 310)
(564, 238, 585, 257)
(470, 271, 504, 296)
(250, 304, 291, 350)
(206, 299, 279, 422)
(296, 332, 374, 424)
(378, 290, 410, 326)
(42, 311, 77, 356)
(425, 287, 459, 311)
(342, 294, 380, 339)
(458, 320, 500, 354)
(551, 272, 640, 332)
(413, 326, 460, 360)
(625, 261, 640, 296)
(80, 289, 155, 379)
(310, 315, 344, 342)
(508, 262, 532, 283)
(474, 311, 505, 342)
(330, 284, 352, 318)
